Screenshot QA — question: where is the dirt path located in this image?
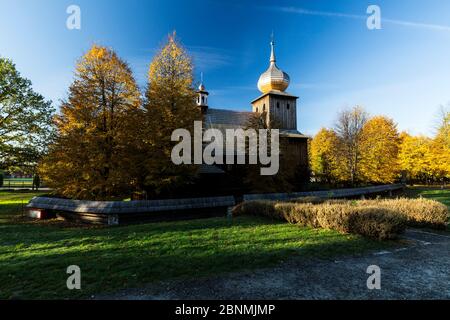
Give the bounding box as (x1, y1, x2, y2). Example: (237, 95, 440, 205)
(101, 229, 450, 300)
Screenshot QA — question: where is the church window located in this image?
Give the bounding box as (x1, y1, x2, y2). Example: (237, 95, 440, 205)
(202, 96, 205, 104)
(277, 102, 280, 109)
(287, 103, 290, 110)
(263, 104, 266, 112)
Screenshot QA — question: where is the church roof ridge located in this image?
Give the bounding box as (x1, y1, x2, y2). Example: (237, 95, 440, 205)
(207, 107, 253, 114)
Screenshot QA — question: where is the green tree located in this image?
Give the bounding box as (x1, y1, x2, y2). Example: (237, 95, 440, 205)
(0, 57, 54, 169)
(39, 45, 142, 200)
(143, 32, 201, 196)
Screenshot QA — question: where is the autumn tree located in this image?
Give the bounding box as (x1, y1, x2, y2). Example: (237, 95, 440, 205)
(39, 45, 142, 200)
(241, 112, 297, 192)
(143, 33, 201, 196)
(359, 116, 400, 183)
(334, 106, 368, 185)
(310, 128, 340, 184)
(398, 133, 433, 183)
(429, 110, 450, 183)
(0, 57, 54, 170)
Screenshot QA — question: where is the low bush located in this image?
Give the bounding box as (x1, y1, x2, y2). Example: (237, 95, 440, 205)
(275, 202, 320, 227)
(349, 207, 407, 240)
(232, 197, 448, 239)
(232, 201, 277, 219)
(291, 196, 324, 204)
(233, 200, 407, 240)
(358, 198, 448, 229)
(316, 203, 406, 240)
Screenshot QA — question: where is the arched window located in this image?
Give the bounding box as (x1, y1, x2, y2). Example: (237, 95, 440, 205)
(197, 97, 200, 104)
(202, 96, 205, 104)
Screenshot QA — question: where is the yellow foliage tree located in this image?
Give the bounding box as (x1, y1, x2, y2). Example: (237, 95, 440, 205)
(429, 111, 450, 181)
(143, 32, 201, 196)
(39, 45, 142, 200)
(310, 128, 340, 183)
(398, 132, 433, 183)
(360, 116, 400, 183)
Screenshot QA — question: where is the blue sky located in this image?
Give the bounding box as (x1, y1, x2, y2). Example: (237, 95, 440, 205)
(1, 0, 450, 136)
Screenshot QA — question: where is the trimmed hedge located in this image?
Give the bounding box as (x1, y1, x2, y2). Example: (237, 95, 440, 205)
(290, 196, 448, 229)
(233, 201, 407, 240)
(233, 196, 450, 239)
(358, 198, 448, 229)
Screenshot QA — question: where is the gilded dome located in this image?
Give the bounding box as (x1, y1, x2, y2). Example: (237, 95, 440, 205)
(257, 41, 290, 93)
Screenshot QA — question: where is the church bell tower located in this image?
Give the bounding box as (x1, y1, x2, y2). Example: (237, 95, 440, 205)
(251, 38, 298, 130)
(196, 72, 209, 114)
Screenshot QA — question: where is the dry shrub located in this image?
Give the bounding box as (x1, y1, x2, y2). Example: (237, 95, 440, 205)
(232, 197, 447, 239)
(312, 203, 406, 239)
(291, 196, 324, 204)
(358, 198, 448, 229)
(325, 199, 351, 205)
(232, 201, 277, 219)
(275, 202, 320, 227)
(351, 207, 407, 240)
(232, 200, 407, 239)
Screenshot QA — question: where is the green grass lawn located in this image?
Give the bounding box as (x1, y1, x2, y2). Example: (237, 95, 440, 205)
(0, 191, 395, 300)
(404, 185, 450, 208)
(1, 178, 33, 188)
(1, 186, 448, 299)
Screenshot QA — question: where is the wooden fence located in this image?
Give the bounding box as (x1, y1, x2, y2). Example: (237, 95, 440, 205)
(26, 184, 405, 225)
(243, 184, 405, 201)
(26, 195, 235, 225)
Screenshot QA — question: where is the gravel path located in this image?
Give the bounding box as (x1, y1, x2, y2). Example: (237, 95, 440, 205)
(100, 229, 450, 300)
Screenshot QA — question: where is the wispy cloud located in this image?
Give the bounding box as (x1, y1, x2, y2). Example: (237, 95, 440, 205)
(264, 6, 450, 32)
(187, 45, 233, 72)
(128, 45, 234, 87)
(290, 82, 341, 90)
(208, 85, 255, 97)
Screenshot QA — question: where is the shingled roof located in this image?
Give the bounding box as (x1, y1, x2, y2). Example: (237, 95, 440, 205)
(204, 108, 309, 139)
(205, 108, 253, 129)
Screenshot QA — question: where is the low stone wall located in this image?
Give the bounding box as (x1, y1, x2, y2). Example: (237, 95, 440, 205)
(243, 184, 405, 202)
(26, 196, 235, 225)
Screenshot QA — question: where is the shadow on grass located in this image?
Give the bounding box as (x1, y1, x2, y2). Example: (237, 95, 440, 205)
(0, 215, 388, 300)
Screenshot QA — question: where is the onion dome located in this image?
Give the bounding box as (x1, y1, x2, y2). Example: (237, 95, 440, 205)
(257, 40, 290, 93)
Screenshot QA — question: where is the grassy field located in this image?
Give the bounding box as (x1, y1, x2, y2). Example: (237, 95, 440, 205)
(1, 178, 33, 188)
(0, 191, 394, 300)
(1, 186, 448, 299)
(404, 186, 450, 208)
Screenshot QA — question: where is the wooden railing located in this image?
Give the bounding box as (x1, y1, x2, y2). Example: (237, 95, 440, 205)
(243, 184, 405, 201)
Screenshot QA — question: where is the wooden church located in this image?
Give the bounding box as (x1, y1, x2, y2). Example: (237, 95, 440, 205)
(195, 39, 309, 193)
